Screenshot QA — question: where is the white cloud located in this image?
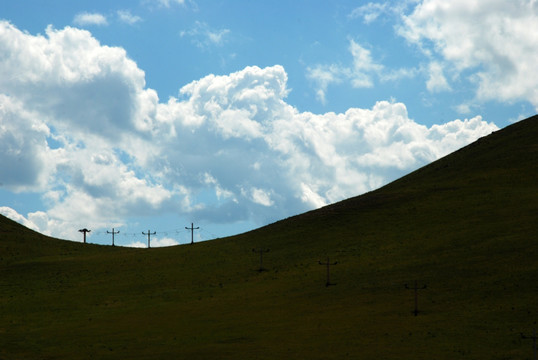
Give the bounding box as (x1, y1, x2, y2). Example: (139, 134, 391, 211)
(126, 241, 147, 248)
(249, 188, 274, 207)
(153, 0, 185, 8)
(0, 94, 57, 191)
(349, 2, 389, 24)
(426, 61, 451, 92)
(307, 39, 415, 103)
(0, 21, 499, 241)
(124, 236, 179, 248)
(0, 21, 177, 240)
(379, 67, 418, 82)
(349, 1, 415, 24)
(154, 237, 180, 247)
(455, 104, 471, 115)
(73, 12, 108, 26)
(0, 206, 42, 232)
(172, 66, 497, 213)
(180, 21, 231, 49)
(400, 0, 538, 109)
(300, 183, 327, 208)
(306, 64, 343, 104)
(117, 10, 142, 25)
(348, 39, 384, 88)
(306, 39, 384, 103)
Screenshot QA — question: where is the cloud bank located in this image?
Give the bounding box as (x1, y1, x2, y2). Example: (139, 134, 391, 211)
(0, 20, 498, 242)
(399, 0, 538, 109)
(314, 0, 538, 111)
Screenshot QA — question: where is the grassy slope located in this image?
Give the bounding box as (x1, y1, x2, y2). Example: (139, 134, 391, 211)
(1, 115, 538, 359)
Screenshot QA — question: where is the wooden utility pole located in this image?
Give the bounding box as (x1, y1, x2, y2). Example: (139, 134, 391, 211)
(319, 257, 338, 287)
(185, 223, 199, 245)
(107, 228, 120, 246)
(405, 281, 427, 316)
(252, 248, 270, 272)
(142, 229, 156, 248)
(78, 228, 91, 244)
(521, 328, 538, 360)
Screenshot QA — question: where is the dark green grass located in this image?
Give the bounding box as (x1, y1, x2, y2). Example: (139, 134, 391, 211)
(1, 115, 538, 359)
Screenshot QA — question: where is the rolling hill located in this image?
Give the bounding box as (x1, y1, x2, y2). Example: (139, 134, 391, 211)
(1, 114, 537, 359)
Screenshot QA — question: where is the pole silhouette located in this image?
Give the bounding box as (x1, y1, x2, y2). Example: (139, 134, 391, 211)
(107, 228, 120, 246)
(185, 223, 199, 245)
(252, 248, 270, 272)
(318, 257, 338, 287)
(142, 229, 156, 248)
(78, 228, 91, 244)
(405, 281, 427, 316)
(521, 328, 538, 360)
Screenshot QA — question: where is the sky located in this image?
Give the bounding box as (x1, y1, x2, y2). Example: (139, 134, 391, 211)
(0, 0, 536, 247)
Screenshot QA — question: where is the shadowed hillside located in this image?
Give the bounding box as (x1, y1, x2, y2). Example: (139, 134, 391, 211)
(1, 115, 537, 359)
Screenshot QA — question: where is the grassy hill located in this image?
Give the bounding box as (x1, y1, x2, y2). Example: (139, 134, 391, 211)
(1, 115, 538, 359)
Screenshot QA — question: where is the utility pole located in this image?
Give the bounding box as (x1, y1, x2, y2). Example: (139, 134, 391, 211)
(107, 228, 120, 246)
(521, 328, 537, 360)
(142, 229, 156, 248)
(252, 248, 270, 272)
(78, 228, 91, 244)
(185, 223, 199, 245)
(318, 257, 338, 287)
(405, 281, 427, 316)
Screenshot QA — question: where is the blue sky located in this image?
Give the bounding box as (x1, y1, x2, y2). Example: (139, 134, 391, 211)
(1, 0, 536, 246)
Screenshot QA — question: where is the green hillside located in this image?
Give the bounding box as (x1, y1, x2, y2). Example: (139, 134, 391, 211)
(1, 115, 538, 359)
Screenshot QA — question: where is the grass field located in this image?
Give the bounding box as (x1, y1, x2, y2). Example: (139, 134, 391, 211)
(1, 115, 538, 359)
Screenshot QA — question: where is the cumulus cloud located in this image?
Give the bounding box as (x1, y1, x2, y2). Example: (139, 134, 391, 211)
(0, 21, 176, 241)
(0, 95, 56, 191)
(399, 0, 538, 109)
(0, 21, 498, 244)
(165, 65, 496, 220)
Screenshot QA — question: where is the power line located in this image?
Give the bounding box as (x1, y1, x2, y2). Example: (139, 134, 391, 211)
(199, 227, 219, 239)
(405, 281, 427, 316)
(252, 248, 270, 272)
(142, 229, 156, 248)
(106, 228, 120, 246)
(319, 257, 338, 287)
(521, 328, 538, 360)
(78, 225, 220, 246)
(78, 228, 91, 244)
(185, 223, 199, 245)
